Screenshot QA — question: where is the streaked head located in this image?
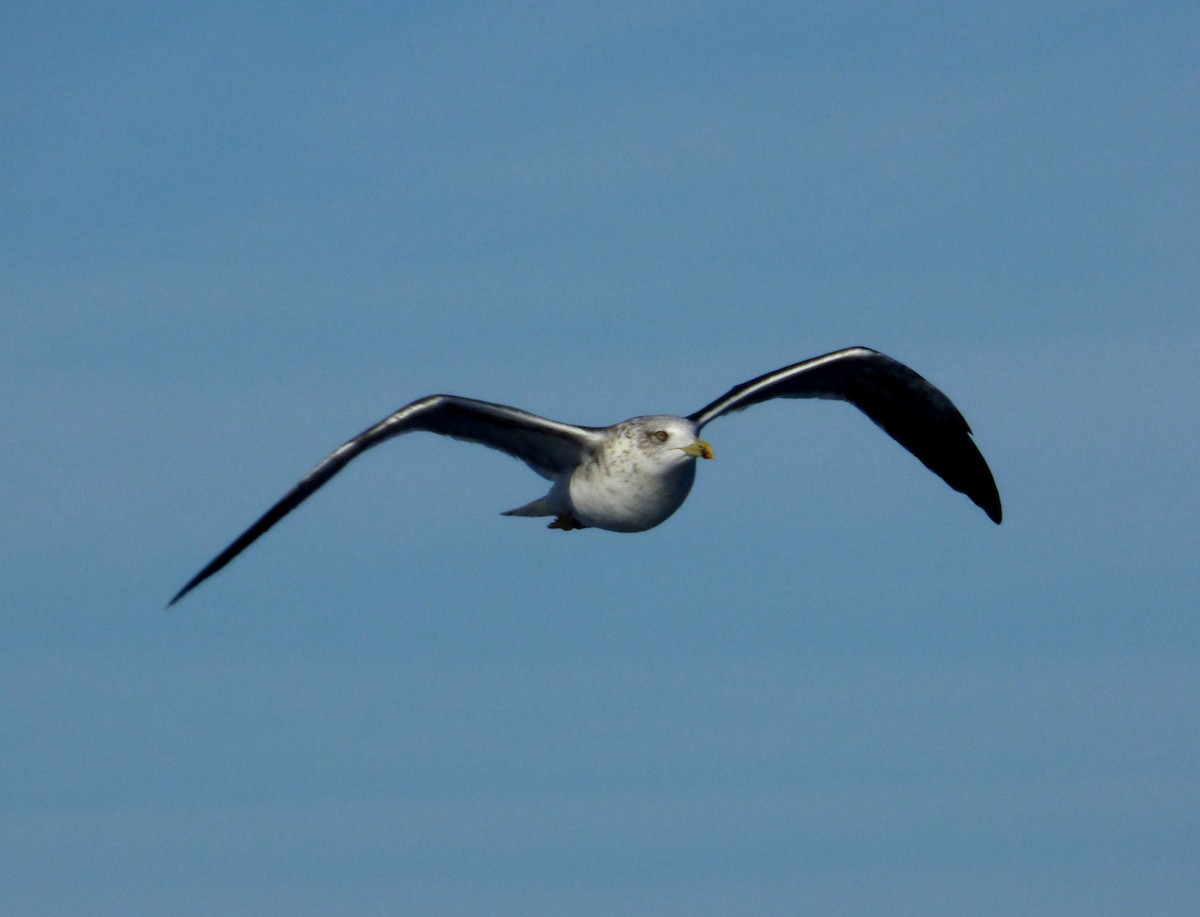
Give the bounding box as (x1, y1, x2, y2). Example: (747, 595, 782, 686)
(628, 415, 715, 464)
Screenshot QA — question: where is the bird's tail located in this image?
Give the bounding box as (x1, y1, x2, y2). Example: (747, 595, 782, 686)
(500, 495, 556, 518)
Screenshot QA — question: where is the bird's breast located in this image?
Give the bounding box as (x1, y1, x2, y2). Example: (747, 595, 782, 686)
(567, 459, 697, 532)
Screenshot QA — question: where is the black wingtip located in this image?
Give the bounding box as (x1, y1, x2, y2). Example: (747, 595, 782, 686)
(166, 580, 196, 608)
(167, 563, 218, 608)
(972, 478, 1003, 525)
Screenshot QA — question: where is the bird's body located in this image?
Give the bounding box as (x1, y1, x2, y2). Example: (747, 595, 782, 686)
(170, 347, 1001, 605)
(503, 415, 710, 532)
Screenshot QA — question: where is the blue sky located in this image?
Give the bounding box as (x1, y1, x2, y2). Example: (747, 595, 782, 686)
(4, 1, 1198, 914)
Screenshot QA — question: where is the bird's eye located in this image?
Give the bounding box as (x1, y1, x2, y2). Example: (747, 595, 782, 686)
(654, 430, 669, 443)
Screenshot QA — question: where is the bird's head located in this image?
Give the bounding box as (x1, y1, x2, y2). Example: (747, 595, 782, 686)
(631, 416, 714, 465)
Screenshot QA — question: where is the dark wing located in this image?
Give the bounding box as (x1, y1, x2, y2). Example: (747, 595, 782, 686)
(169, 395, 602, 605)
(688, 347, 1002, 524)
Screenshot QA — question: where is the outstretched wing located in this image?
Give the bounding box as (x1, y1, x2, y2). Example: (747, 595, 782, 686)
(169, 395, 602, 605)
(688, 347, 1002, 524)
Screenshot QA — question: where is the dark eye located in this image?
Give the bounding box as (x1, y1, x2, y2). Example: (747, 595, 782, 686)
(654, 430, 669, 443)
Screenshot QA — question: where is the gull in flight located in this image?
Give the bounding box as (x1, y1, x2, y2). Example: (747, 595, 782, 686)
(170, 346, 1001, 605)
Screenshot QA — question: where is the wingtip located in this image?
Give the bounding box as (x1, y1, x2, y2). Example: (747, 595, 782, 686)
(980, 493, 1003, 525)
(166, 578, 200, 608)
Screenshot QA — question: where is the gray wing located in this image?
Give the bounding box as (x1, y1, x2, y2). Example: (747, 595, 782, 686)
(688, 347, 1002, 524)
(169, 395, 602, 605)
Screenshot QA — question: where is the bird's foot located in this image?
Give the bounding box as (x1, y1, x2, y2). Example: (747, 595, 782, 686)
(548, 514, 587, 531)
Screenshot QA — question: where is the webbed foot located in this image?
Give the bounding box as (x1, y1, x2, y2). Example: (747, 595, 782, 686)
(548, 514, 587, 531)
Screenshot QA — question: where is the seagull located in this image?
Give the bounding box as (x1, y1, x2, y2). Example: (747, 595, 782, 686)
(169, 346, 1001, 605)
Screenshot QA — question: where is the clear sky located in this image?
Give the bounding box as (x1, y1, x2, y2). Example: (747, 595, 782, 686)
(4, 2, 1198, 914)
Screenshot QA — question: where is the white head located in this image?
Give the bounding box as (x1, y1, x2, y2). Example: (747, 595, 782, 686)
(625, 415, 715, 466)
